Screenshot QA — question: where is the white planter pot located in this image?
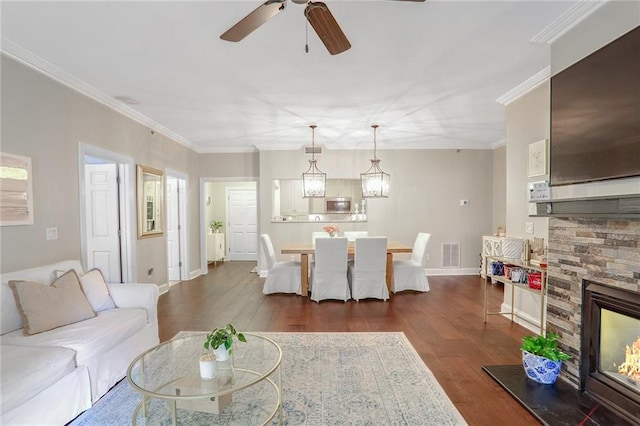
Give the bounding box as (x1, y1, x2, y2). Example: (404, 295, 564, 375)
(199, 352, 217, 379)
(214, 345, 230, 362)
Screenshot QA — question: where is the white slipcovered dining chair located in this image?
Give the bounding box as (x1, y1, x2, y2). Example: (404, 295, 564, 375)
(310, 237, 350, 302)
(393, 233, 431, 293)
(260, 234, 302, 295)
(348, 237, 389, 301)
(311, 231, 330, 243)
(343, 231, 368, 242)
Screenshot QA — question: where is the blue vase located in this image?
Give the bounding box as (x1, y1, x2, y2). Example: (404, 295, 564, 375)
(522, 350, 562, 384)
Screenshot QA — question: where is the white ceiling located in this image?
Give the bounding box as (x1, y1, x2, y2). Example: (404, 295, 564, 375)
(1, 1, 582, 153)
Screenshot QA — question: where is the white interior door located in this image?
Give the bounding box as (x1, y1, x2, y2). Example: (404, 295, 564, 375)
(84, 163, 121, 282)
(227, 188, 258, 261)
(166, 177, 181, 282)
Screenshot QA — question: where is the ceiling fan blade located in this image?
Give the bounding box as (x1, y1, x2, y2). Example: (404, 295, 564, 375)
(220, 0, 287, 42)
(305, 2, 351, 55)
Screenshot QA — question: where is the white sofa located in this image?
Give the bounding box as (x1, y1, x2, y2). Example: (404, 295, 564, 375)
(0, 260, 159, 425)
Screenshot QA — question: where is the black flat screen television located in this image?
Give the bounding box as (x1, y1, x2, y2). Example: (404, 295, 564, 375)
(550, 25, 640, 187)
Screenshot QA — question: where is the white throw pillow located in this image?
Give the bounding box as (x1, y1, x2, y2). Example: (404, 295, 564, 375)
(79, 269, 116, 312)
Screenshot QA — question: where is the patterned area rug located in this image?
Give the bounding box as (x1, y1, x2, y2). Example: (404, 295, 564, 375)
(70, 332, 467, 425)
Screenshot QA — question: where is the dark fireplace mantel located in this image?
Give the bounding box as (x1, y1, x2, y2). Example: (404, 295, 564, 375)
(533, 195, 640, 218)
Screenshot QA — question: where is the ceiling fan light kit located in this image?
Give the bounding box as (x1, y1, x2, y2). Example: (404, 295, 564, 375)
(220, 0, 423, 55)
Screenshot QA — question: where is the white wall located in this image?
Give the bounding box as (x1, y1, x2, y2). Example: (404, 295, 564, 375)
(259, 148, 494, 275)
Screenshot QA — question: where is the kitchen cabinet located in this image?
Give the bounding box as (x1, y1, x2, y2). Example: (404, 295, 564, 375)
(280, 179, 309, 217)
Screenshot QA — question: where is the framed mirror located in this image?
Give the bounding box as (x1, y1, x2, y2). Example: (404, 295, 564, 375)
(137, 164, 164, 238)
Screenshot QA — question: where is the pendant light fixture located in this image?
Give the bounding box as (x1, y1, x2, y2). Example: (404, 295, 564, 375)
(301, 125, 326, 198)
(361, 124, 390, 198)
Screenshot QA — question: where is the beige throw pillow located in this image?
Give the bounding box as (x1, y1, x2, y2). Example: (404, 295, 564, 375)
(79, 268, 116, 312)
(9, 269, 96, 335)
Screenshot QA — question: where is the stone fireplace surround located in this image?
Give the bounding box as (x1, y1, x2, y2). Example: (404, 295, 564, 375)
(547, 216, 640, 388)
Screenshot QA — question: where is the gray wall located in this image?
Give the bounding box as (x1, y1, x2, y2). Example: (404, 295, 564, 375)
(504, 81, 550, 327)
(501, 1, 640, 330)
(492, 145, 506, 233)
(259, 148, 494, 274)
(0, 56, 201, 285)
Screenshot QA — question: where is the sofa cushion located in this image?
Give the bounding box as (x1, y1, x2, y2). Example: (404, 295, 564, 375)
(1, 260, 84, 335)
(78, 269, 116, 312)
(1, 308, 147, 366)
(9, 269, 96, 335)
(0, 344, 76, 413)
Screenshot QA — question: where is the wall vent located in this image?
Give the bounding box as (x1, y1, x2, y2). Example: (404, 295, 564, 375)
(442, 242, 460, 268)
(304, 145, 323, 155)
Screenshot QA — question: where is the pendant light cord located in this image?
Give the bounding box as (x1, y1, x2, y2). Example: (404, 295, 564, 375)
(372, 124, 379, 160)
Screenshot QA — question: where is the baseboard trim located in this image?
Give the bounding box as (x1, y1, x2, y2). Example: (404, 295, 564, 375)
(500, 302, 541, 334)
(158, 282, 170, 295)
(426, 268, 479, 276)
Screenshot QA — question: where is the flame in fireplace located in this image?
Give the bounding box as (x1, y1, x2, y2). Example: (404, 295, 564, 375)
(618, 337, 640, 380)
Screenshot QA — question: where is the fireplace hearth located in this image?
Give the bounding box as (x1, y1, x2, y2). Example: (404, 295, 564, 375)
(581, 280, 640, 424)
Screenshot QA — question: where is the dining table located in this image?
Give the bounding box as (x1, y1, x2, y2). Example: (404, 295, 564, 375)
(281, 241, 413, 297)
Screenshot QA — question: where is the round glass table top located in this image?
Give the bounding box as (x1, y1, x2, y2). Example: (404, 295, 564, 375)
(127, 332, 282, 400)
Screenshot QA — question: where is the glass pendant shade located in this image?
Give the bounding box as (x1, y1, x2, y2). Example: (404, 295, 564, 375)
(302, 159, 326, 197)
(302, 125, 326, 198)
(361, 159, 390, 198)
(361, 124, 390, 198)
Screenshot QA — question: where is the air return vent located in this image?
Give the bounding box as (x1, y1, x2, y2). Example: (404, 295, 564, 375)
(442, 242, 460, 268)
(304, 145, 323, 155)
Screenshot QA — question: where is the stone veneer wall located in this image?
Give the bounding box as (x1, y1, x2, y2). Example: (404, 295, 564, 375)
(547, 217, 640, 388)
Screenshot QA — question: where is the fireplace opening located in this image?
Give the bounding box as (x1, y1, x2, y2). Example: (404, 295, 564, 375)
(582, 280, 640, 424)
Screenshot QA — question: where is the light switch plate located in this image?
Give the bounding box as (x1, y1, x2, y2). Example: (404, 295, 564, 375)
(525, 222, 534, 234)
(46, 227, 58, 240)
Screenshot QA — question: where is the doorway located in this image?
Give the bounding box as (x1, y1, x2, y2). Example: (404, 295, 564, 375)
(78, 144, 134, 283)
(200, 179, 258, 274)
(166, 170, 188, 284)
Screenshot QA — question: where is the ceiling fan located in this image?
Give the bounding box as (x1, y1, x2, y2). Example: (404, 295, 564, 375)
(220, 0, 425, 56)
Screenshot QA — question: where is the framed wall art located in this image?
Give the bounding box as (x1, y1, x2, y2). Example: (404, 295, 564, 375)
(528, 139, 547, 178)
(0, 152, 34, 226)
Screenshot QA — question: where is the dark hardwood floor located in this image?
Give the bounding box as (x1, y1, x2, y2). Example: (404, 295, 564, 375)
(158, 261, 539, 425)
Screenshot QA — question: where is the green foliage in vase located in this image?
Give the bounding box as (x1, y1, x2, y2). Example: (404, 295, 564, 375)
(520, 331, 570, 362)
(204, 323, 247, 355)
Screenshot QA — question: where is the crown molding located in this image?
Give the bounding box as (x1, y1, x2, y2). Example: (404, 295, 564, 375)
(1, 37, 202, 153)
(495, 66, 550, 106)
(491, 139, 506, 149)
(530, 0, 609, 45)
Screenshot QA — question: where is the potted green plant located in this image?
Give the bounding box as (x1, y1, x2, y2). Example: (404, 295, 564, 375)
(210, 220, 224, 233)
(521, 331, 570, 384)
(204, 323, 247, 362)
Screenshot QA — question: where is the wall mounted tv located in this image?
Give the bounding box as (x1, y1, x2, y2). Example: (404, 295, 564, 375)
(550, 25, 640, 187)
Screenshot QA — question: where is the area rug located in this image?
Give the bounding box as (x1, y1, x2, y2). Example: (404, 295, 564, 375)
(70, 332, 467, 425)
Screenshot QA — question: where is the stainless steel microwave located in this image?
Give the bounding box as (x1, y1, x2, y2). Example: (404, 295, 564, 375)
(325, 197, 352, 214)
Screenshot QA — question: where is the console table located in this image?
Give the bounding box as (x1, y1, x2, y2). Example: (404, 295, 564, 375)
(483, 255, 547, 335)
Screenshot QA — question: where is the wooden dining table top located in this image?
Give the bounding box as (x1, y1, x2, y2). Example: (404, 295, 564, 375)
(281, 241, 413, 255)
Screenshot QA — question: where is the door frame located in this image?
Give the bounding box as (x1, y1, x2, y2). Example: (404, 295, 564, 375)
(166, 169, 189, 283)
(78, 143, 135, 282)
(199, 177, 259, 275)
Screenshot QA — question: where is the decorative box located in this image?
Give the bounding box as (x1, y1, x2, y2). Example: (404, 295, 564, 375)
(491, 261, 504, 276)
(501, 237, 524, 259)
(527, 272, 542, 290)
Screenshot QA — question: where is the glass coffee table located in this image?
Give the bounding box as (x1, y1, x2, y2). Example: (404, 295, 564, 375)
(127, 332, 282, 425)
